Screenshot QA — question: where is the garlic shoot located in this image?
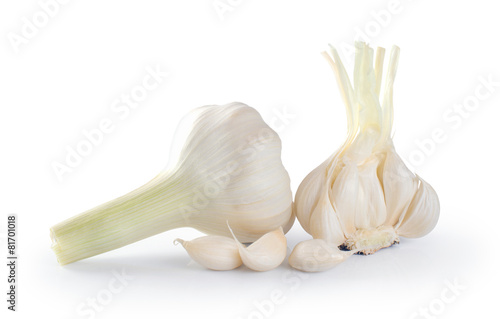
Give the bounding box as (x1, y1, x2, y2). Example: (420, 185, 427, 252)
(51, 102, 293, 265)
(174, 236, 242, 271)
(288, 239, 353, 272)
(229, 224, 287, 272)
(294, 42, 440, 257)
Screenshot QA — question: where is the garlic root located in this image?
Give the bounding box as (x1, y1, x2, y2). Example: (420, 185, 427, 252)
(339, 226, 400, 255)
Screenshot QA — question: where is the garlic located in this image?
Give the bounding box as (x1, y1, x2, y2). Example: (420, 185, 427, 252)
(176, 225, 288, 272)
(288, 239, 353, 272)
(229, 224, 287, 271)
(51, 102, 293, 265)
(294, 42, 440, 257)
(174, 236, 242, 271)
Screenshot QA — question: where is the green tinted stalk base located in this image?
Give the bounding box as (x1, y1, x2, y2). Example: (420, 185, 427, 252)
(50, 173, 191, 265)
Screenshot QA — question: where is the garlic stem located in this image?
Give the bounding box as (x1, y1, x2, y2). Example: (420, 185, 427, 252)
(51, 172, 191, 265)
(374, 47, 385, 97)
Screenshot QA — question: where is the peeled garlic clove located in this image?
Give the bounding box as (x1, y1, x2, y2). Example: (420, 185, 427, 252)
(229, 225, 287, 272)
(396, 176, 440, 238)
(174, 236, 242, 271)
(288, 239, 353, 272)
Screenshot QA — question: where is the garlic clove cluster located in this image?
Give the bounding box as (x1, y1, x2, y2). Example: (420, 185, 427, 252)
(293, 42, 440, 260)
(288, 239, 353, 272)
(176, 225, 287, 271)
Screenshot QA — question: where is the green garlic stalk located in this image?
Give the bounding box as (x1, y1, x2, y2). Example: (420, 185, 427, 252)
(51, 102, 294, 265)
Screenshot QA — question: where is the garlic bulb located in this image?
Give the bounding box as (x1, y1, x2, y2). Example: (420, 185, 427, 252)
(294, 42, 440, 256)
(174, 236, 242, 271)
(51, 102, 293, 265)
(288, 239, 353, 272)
(229, 225, 287, 271)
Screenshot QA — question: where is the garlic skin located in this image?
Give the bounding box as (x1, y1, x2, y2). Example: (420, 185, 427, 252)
(174, 236, 242, 271)
(289, 239, 353, 272)
(229, 225, 287, 271)
(295, 43, 440, 255)
(170, 102, 294, 242)
(51, 102, 293, 265)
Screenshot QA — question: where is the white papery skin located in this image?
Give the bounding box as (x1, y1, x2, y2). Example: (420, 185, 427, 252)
(51, 102, 293, 265)
(294, 42, 440, 257)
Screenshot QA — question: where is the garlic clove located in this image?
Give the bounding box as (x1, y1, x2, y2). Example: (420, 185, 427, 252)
(330, 162, 359, 235)
(396, 176, 440, 238)
(288, 239, 353, 272)
(294, 161, 328, 234)
(309, 190, 345, 246)
(229, 224, 287, 272)
(353, 157, 387, 229)
(331, 157, 387, 236)
(174, 236, 242, 271)
(382, 148, 418, 227)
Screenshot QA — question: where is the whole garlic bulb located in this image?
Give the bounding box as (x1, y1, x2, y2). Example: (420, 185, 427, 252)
(295, 42, 440, 255)
(51, 102, 294, 265)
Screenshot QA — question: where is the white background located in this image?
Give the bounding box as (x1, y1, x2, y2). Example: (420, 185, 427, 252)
(1, 1, 499, 318)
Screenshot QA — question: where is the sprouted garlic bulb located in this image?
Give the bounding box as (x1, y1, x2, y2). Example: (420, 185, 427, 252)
(294, 42, 440, 262)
